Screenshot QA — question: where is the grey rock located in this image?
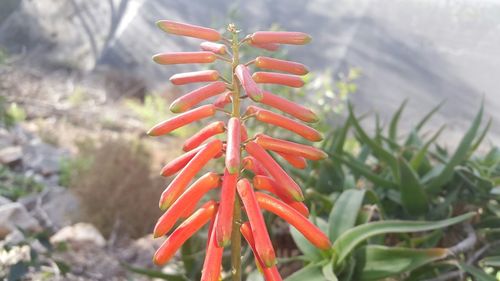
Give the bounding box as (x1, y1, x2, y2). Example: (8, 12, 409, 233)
(50, 223, 106, 247)
(0, 145, 22, 164)
(0, 196, 12, 206)
(0, 202, 41, 238)
(40, 186, 80, 229)
(22, 139, 67, 176)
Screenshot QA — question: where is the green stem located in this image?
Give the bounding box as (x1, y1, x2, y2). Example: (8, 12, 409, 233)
(229, 23, 242, 281)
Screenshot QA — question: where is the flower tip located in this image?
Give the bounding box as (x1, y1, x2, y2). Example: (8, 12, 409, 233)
(147, 128, 158, 136)
(169, 102, 183, 113)
(304, 34, 312, 44)
(226, 165, 239, 175)
(152, 54, 162, 64)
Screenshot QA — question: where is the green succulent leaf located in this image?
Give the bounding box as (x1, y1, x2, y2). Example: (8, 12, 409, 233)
(290, 218, 329, 261)
(332, 212, 474, 265)
(353, 245, 448, 280)
(398, 157, 428, 215)
(388, 99, 408, 144)
(480, 256, 500, 267)
(328, 189, 366, 242)
(458, 263, 496, 281)
(285, 263, 325, 281)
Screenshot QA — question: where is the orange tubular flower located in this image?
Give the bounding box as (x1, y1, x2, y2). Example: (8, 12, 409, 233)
(200, 42, 227, 54)
(256, 134, 327, 160)
(215, 170, 237, 246)
(153, 52, 216, 65)
(148, 104, 216, 136)
(226, 117, 241, 174)
(154, 201, 218, 266)
(201, 216, 224, 281)
(245, 141, 304, 202)
(248, 41, 280, 51)
(253, 175, 309, 217)
(159, 139, 222, 210)
(252, 72, 304, 88)
(237, 179, 276, 267)
(249, 106, 323, 142)
(240, 124, 248, 142)
(157, 20, 221, 41)
(255, 192, 331, 250)
(240, 222, 283, 281)
(235, 64, 263, 101)
(250, 31, 312, 45)
(154, 172, 220, 237)
(260, 90, 318, 123)
(183, 121, 225, 151)
(213, 91, 232, 108)
(170, 82, 227, 113)
(160, 145, 203, 176)
(255, 56, 309, 75)
(243, 156, 269, 176)
(169, 70, 219, 85)
(275, 151, 307, 169)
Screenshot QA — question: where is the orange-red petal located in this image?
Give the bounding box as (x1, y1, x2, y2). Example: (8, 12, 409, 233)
(250, 31, 311, 45)
(156, 20, 221, 41)
(255, 134, 327, 160)
(255, 56, 309, 75)
(225, 117, 241, 174)
(252, 72, 304, 88)
(200, 42, 227, 54)
(148, 104, 216, 136)
(260, 91, 318, 123)
(215, 169, 237, 246)
(235, 64, 263, 101)
(170, 82, 227, 113)
(153, 52, 216, 65)
(183, 121, 225, 151)
(169, 70, 219, 85)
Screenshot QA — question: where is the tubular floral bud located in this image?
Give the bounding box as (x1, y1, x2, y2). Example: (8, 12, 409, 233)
(235, 64, 263, 101)
(200, 42, 227, 54)
(226, 118, 241, 174)
(260, 91, 318, 123)
(245, 141, 304, 201)
(154, 172, 220, 237)
(237, 179, 276, 267)
(170, 82, 227, 113)
(213, 92, 232, 108)
(240, 124, 248, 142)
(169, 70, 219, 85)
(201, 215, 224, 281)
(250, 106, 323, 142)
(160, 145, 204, 176)
(252, 72, 304, 88)
(183, 121, 225, 151)
(253, 175, 309, 217)
(255, 56, 309, 75)
(256, 134, 327, 160)
(215, 170, 237, 246)
(159, 139, 223, 210)
(240, 222, 283, 281)
(275, 151, 307, 169)
(242, 156, 269, 176)
(153, 200, 217, 266)
(250, 31, 312, 45)
(255, 192, 331, 250)
(156, 20, 221, 41)
(153, 52, 216, 65)
(248, 41, 280, 51)
(148, 104, 216, 136)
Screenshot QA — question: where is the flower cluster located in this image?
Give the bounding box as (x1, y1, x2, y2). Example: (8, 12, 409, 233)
(149, 20, 331, 280)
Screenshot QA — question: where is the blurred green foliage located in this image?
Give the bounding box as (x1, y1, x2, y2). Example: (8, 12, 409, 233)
(0, 166, 43, 201)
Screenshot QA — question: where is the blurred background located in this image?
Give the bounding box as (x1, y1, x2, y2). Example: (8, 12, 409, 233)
(0, 0, 499, 280)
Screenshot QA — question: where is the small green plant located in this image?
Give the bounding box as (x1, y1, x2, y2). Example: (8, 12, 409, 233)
(0, 97, 26, 128)
(0, 166, 43, 201)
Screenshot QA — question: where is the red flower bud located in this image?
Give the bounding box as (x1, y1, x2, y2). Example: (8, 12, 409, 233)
(256, 134, 327, 160)
(248, 41, 280, 51)
(240, 222, 283, 281)
(215, 169, 237, 246)
(156, 20, 221, 41)
(226, 117, 241, 174)
(169, 70, 219, 85)
(170, 82, 227, 113)
(245, 141, 304, 201)
(252, 72, 304, 88)
(183, 121, 225, 151)
(237, 179, 276, 267)
(159, 139, 223, 210)
(201, 216, 224, 281)
(275, 151, 307, 169)
(153, 52, 216, 65)
(260, 91, 318, 123)
(250, 31, 312, 45)
(154, 200, 217, 266)
(243, 156, 269, 176)
(240, 124, 248, 142)
(200, 42, 227, 54)
(255, 56, 309, 75)
(148, 104, 216, 136)
(213, 92, 232, 108)
(235, 64, 263, 101)
(250, 106, 323, 142)
(154, 172, 220, 237)
(255, 192, 331, 250)
(253, 175, 309, 217)
(160, 145, 204, 176)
